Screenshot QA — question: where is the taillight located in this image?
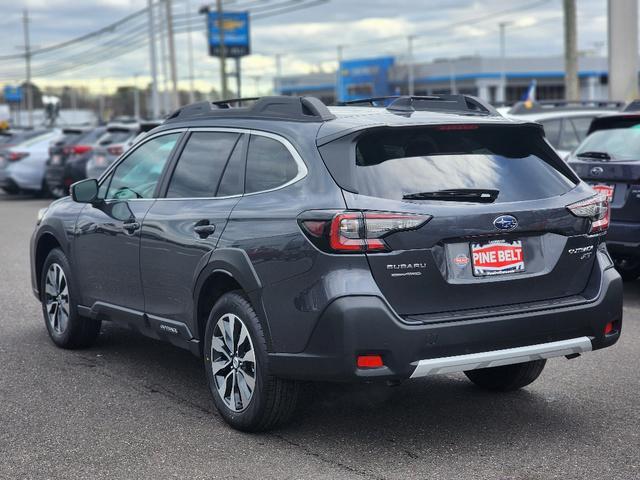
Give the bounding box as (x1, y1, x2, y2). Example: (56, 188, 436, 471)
(567, 194, 610, 234)
(107, 146, 123, 156)
(7, 151, 28, 162)
(73, 145, 92, 154)
(299, 211, 431, 253)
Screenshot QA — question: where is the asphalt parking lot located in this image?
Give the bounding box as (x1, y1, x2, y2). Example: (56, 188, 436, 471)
(0, 194, 638, 480)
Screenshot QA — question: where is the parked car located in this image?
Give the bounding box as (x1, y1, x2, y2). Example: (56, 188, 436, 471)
(31, 95, 622, 432)
(506, 100, 622, 158)
(567, 109, 640, 280)
(0, 129, 61, 195)
(84, 123, 142, 180)
(45, 126, 107, 198)
(0, 129, 50, 152)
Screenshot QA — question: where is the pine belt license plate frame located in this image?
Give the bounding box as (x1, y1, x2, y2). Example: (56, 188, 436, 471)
(470, 239, 525, 277)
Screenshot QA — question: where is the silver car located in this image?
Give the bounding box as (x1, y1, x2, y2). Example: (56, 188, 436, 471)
(0, 130, 62, 195)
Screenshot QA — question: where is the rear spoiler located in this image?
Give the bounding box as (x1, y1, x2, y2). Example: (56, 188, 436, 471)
(588, 114, 640, 135)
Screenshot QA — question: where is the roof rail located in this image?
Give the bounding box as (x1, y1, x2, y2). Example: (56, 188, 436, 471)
(338, 95, 498, 116)
(509, 100, 624, 115)
(165, 96, 336, 123)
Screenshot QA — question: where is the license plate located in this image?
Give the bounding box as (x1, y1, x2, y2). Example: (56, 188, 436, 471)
(590, 183, 615, 202)
(51, 154, 61, 165)
(471, 240, 525, 277)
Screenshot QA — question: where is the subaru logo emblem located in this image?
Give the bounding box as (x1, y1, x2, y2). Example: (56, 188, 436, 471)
(493, 215, 518, 231)
(590, 166, 604, 176)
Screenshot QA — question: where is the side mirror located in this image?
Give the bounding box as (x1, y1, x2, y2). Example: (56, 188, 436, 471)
(71, 178, 99, 204)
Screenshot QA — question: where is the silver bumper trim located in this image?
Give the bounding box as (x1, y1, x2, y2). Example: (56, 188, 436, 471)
(410, 336, 593, 378)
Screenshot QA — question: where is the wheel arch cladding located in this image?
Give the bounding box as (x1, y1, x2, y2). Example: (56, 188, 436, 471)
(194, 248, 269, 351)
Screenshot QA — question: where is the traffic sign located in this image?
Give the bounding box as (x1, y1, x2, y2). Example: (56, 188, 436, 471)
(3, 86, 23, 103)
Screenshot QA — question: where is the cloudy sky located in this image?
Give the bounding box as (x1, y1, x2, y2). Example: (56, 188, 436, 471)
(0, 0, 609, 95)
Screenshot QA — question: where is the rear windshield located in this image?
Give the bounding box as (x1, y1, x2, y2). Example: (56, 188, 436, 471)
(77, 128, 106, 145)
(575, 128, 640, 162)
(101, 130, 133, 145)
(333, 126, 575, 203)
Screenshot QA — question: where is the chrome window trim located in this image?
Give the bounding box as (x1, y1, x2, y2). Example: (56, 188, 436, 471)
(154, 127, 308, 201)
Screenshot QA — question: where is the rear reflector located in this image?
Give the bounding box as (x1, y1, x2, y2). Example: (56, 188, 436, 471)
(567, 194, 610, 234)
(357, 355, 384, 368)
(604, 321, 615, 335)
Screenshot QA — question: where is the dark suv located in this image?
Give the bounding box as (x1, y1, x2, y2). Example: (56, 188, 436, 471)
(568, 110, 640, 280)
(30, 95, 623, 431)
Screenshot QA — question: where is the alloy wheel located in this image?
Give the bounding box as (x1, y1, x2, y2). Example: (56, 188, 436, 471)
(44, 263, 69, 334)
(210, 313, 256, 412)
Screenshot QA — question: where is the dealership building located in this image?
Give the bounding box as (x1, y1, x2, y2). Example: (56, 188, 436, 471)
(274, 55, 610, 104)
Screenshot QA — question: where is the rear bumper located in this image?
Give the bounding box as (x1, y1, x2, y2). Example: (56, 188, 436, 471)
(269, 252, 622, 382)
(606, 220, 640, 257)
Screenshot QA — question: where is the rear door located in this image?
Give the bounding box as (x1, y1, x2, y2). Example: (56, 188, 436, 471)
(320, 124, 598, 319)
(140, 129, 246, 329)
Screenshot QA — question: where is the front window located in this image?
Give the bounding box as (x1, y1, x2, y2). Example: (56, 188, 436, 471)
(103, 133, 180, 200)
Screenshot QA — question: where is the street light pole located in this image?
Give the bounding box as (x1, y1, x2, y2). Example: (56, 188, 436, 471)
(407, 35, 416, 96)
(133, 74, 141, 119)
(563, 0, 579, 101)
(165, 0, 179, 110)
(335, 45, 343, 102)
(499, 22, 510, 103)
(22, 9, 33, 128)
(147, 0, 160, 118)
(216, 0, 228, 99)
(274, 53, 282, 95)
(186, 0, 196, 103)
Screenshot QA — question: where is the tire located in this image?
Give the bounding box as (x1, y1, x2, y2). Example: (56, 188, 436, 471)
(204, 291, 299, 432)
(41, 248, 101, 349)
(464, 359, 546, 392)
(613, 257, 640, 282)
(1, 184, 20, 195)
(37, 179, 52, 199)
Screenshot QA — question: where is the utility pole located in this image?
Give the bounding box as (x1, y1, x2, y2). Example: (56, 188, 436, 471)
(448, 58, 457, 94)
(563, 0, 579, 100)
(407, 35, 415, 96)
(165, 0, 179, 110)
(499, 22, 510, 103)
(158, 3, 170, 115)
(607, 0, 638, 101)
(274, 53, 282, 95)
(147, 0, 160, 118)
(133, 74, 141, 119)
(22, 9, 33, 128)
(335, 45, 343, 101)
(186, 0, 196, 103)
(216, 0, 228, 100)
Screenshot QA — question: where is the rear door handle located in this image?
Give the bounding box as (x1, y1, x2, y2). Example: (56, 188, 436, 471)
(194, 223, 216, 238)
(123, 221, 140, 233)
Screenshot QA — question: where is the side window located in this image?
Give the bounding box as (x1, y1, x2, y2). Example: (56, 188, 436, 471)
(539, 119, 561, 148)
(245, 135, 300, 194)
(557, 119, 581, 152)
(166, 132, 241, 198)
(569, 116, 594, 142)
(106, 133, 179, 200)
(217, 134, 246, 197)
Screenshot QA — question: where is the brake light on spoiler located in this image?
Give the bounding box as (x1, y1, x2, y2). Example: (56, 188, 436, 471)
(299, 211, 431, 253)
(567, 194, 610, 234)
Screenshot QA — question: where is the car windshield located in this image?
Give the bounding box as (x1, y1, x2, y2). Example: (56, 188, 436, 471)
(575, 127, 640, 161)
(17, 131, 58, 148)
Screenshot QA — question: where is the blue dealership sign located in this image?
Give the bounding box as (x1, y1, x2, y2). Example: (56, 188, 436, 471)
(3, 85, 23, 103)
(337, 57, 395, 102)
(208, 11, 250, 58)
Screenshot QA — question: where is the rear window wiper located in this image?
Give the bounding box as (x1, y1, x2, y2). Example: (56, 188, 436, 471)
(576, 151, 612, 161)
(402, 188, 499, 203)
